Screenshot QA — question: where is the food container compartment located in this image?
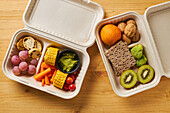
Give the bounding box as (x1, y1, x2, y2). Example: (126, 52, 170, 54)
(3, 0, 104, 99)
(95, 2, 170, 97)
(3, 29, 90, 99)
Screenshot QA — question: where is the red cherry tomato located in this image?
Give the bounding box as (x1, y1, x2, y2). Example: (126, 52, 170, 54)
(68, 74, 75, 81)
(63, 84, 69, 91)
(66, 77, 73, 84)
(69, 84, 76, 91)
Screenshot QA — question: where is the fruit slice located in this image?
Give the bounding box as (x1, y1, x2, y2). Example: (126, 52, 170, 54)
(120, 70, 137, 88)
(137, 65, 154, 84)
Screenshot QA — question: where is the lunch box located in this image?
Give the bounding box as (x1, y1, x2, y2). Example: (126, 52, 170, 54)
(2, 0, 104, 99)
(95, 1, 170, 97)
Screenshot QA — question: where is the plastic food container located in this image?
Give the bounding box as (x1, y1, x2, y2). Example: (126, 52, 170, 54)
(95, 1, 170, 97)
(2, 0, 104, 99)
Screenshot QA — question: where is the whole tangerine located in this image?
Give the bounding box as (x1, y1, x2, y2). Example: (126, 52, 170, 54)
(100, 24, 121, 46)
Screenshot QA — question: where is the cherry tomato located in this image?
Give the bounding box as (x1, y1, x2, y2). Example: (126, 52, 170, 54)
(66, 77, 73, 84)
(68, 74, 75, 81)
(63, 84, 69, 91)
(69, 84, 76, 91)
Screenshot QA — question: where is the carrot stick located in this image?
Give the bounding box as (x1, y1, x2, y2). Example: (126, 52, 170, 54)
(45, 75, 50, 85)
(41, 79, 45, 86)
(48, 72, 53, 78)
(50, 69, 57, 83)
(34, 68, 51, 80)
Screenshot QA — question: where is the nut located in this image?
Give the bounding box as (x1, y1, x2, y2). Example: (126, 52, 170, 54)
(126, 19, 136, 25)
(132, 30, 140, 42)
(124, 23, 137, 37)
(122, 34, 131, 44)
(117, 22, 126, 33)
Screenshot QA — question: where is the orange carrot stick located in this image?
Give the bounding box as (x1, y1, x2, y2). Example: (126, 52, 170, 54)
(45, 75, 50, 85)
(34, 68, 51, 80)
(50, 69, 57, 83)
(41, 79, 45, 86)
(48, 72, 53, 78)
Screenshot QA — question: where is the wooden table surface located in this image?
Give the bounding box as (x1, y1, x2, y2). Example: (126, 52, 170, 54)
(0, 0, 169, 113)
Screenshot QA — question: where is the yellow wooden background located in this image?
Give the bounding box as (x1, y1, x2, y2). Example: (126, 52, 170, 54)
(0, 0, 169, 113)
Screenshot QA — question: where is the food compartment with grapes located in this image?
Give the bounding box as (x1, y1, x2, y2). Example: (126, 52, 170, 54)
(11, 36, 42, 76)
(33, 46, 80, 92)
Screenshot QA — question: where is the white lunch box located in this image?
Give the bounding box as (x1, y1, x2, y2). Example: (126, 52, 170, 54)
(95, 1, 170, 97)
(2, 0, 104, 99)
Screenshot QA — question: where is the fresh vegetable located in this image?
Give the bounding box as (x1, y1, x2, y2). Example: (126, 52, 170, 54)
(63, 84, 69, 91)
(44, 47, 59, 66)
(19, 50, 28, 60)
(66, 77, 73, 84)
(50, 70, 57, 83)
(45, 75, 50, 85)
(11, 55, 21, 65)
(19, 62, 28, 71)
(53, 70, 68, 89)
(136, 55, 147, 67)
(28, 65, 36, 75)
(41, 79, 45, 86)
(33, 68, 51, 80)
(68, 74, 75, 82)
(13, 66, 21, 76)
(131, 44, 143, 59)
(69, 84, 76, 91)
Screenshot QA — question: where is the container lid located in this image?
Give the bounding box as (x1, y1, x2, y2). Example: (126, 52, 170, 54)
(144, 1, 170, 77)
(23, 0, 104, 47)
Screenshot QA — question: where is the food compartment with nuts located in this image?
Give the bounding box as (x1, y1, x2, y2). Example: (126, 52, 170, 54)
(95, 11, 161, 97)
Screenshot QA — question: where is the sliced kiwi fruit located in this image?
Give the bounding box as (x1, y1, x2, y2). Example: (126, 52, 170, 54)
(137, 65, 154, 84)
(120, 70, 138, 89)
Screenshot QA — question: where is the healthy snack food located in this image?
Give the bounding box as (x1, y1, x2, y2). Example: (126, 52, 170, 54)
(35, 40, 42, 51)
(131, 44, 143, 59)
(126, 19, 136, 25)
(58, 53, 78, 72)
(11, 36, 42, 76)
(136, 55, 147, 67)
(122, 34, 131, 44)
(117, 22, 126, 33)
(44, 47, 60, 66)
(137, 65, 154, 84)
(17, 38, 25, 50)
(11, 55, 21, 65)
(105, 41, 137, 76)
(100, 24, 121, 46)
(131, 30, 140, 42)
(28, 48, 42, 59)
(28, 65, 36, 75)
(23, 37, 36, 50)
(30, 59, 38, 66)
(53, 70, 68, 89)
(13, 66, 21, 76)
(19, 62, 28, 71)
(19, 50, 28, 60)
(120, 70, 138, 89)
(124, 23, 137, 38)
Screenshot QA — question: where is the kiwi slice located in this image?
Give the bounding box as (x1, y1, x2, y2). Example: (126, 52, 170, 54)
(120, 70, 138, 89)
(137, 65, 154, 84)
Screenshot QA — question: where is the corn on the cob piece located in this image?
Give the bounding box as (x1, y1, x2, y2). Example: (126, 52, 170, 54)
(53, 70, 68, 89)
(44, 47, 59, 66)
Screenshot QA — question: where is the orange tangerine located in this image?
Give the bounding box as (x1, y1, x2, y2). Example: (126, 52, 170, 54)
(100, 24, 121, 46)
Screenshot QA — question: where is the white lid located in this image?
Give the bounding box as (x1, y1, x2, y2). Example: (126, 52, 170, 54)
(23, 0, 104, 47)
(144, 1, 170, 77)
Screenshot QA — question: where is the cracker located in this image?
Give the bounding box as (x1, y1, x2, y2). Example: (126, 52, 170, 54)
(105, 41, 136, 76)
